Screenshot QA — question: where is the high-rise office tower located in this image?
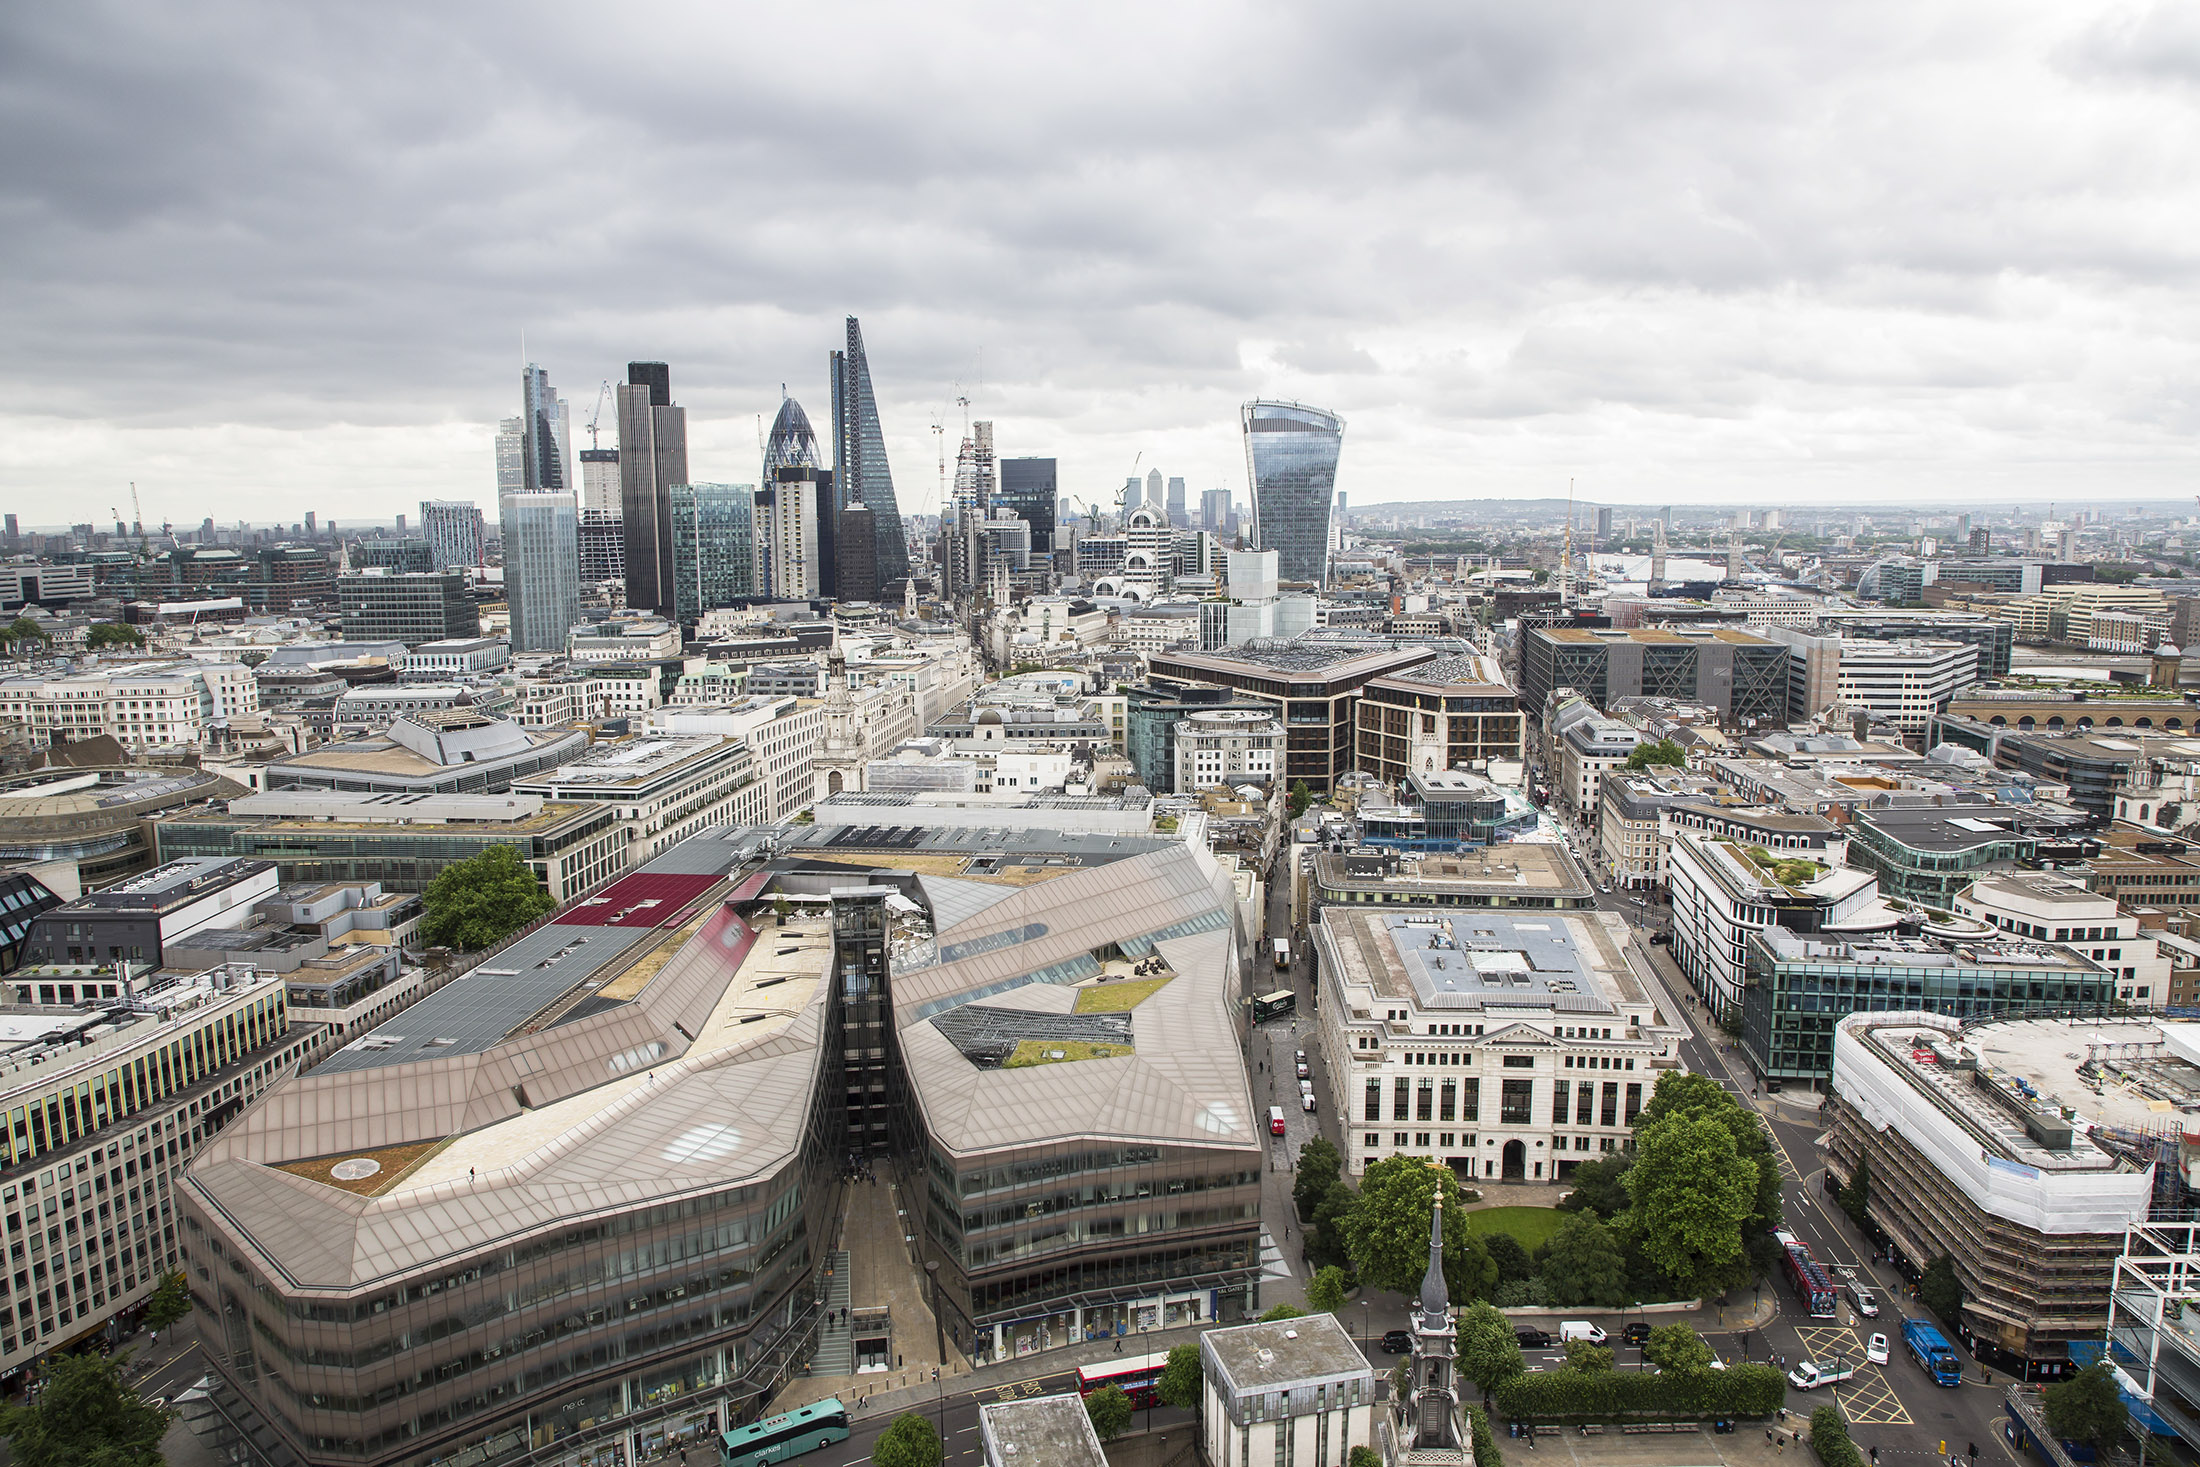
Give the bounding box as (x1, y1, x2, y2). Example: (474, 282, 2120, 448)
(1123, 476, 1142, 513)
(1146, 469, 1163, 522)
(997, 458, 1058, 552)
(827, 316, 910, 586)
(3, 514, 17, 550)
(495, 417, 525, 498)
(305, 512, 318, 535)
(579, 448, 620, 513)
(1595, 506, 1613, 542)
(577, 508, 625, 586)
(520, 365, 570, 493)
(420, 500, 487, 569)
(756, 467, 825, 599)
(764, 395, 827, 594)
(669, 483, 756, 623)
(1241, 400, 1344, 587)
(500, 490, 579, 653)
(617, 361, 687, 618)
(837, 500, 878, 603)
(1201, 488, 1229, 533)
(1166, 476, 1187, 528)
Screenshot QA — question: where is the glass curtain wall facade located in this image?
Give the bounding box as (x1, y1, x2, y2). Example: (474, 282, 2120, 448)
(670, 484, 757, 625)
(1241, 401, 1343, 588)
(617, 363, 687, 619)
(996, 459, 1058, 553)
(499, 491, 579, 654)
(828, 317, 910, 586)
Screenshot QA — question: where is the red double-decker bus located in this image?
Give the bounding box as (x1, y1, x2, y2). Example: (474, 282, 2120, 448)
(1077, 1351, 1173, 1408)
(1773, 1229, 1837, 1318)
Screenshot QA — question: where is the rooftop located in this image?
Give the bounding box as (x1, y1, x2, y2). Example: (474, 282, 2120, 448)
(1202, 1314, 1372, 1394)
(978, 1395, 1109, 1467)
(1373, 652, 1511, 689)
(513, 734, 735, 790)
(212, 791, 587, 830)
(1314, 843, 1596, 898)
(59, 857, 273, 913)
(1322, 907, 1642, 1016)
(1152, 641, 1435, 678)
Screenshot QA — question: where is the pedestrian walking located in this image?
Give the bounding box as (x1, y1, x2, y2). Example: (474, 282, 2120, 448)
(1969, 1446, 1977, 1464)
(1871, 1448, 1879, 1464)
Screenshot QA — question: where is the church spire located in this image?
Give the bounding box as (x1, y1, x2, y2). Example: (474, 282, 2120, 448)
(1418, 1192, 1449, 1321)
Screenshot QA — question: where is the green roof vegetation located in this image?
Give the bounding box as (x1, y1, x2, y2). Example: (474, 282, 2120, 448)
(1003, 1039, 1133, 1068)
(1725, 841, 1828, 891)
(1074, 977, 1171, 1013)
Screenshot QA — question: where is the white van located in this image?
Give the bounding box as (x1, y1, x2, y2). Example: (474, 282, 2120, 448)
(1301, 1092, 1317, 1112)
(1559, 1321, 1607, 1344)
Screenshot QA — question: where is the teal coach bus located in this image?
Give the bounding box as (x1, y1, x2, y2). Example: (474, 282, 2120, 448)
(718, 1398, 851, 1467)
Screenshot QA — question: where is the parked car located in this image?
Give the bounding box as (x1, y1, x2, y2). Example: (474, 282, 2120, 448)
(1382, 1330, 1412, 1354)
(1866, 1333, 1890, 1366)
(1559, 1321, 1607, 1344)
(1622, 1322, 1652, 1346)
(1849, 1283, 1879, 1317)
(1514, 1327, 1552, 1348)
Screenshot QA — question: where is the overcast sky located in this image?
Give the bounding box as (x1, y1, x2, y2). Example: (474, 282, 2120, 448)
(6, 1, 2200, 529)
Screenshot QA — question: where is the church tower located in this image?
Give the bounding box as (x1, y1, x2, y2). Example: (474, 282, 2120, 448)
(812, 643, 865, 800)
(1410, 1193, 1462, 1451)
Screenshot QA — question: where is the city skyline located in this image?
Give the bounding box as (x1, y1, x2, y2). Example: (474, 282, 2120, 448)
(10, 6, 2200, 524)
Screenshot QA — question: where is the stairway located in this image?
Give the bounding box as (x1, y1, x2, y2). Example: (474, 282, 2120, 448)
(813, 1251, 853, 1376)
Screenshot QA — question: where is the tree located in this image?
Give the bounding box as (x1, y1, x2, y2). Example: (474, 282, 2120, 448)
(1540, 1213, 1629, 1307)
(1642, 1322, 1715, 1375)
(1085, 1384, 1134, 1442)
(1260, 1303, 1307, 1322)
(1562, 1339, 1614, 1373)
(1625, 739, 1687, 771)
(1484, 1231, 1535, 1286)
(3, 618, 48, 656)
(1307, 1265, 1350, 1315)
(1623, 1111, 1755, 1297)
(1350, 1449, 1383, 1467)
(1556, 1153, 1633, 1219)
(1636, 1070, 1783, 1248)
(2045, 1362, 2129, 1448)
(1455, 1301, 1525, 1400)
(144, 1270, 192, 1331)
(85, 622, 146, 650)
(1308, 1180, 1358, 1271)
(1340, 1155, 1496, 1302)
(1838, 1156, 1872, 1229)
(1295, 1136, 1343, 1222)
(1288, 779, 1313, 819)
(1919, 1254, 1965, 1329)
(420, 845, 556, 950)
(1156, 1344, 1203, 1410)
(0, 1351, 170, 1467)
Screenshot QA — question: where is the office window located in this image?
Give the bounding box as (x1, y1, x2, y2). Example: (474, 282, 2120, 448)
(1394, 1078, 1410, 1121)
(1461, 1078, 1479, 1122)
(1552, 1080, 1570, 1124)
(1601, 1082, 1620, 1127)
(1440, 1079, 1456, 1122)
(1365, 1080, 1381, 1123)
(1417, 1081, 1434, 1123)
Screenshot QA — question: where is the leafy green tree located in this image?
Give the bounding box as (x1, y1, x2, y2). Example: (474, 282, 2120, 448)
(1623, 1111, 1755, 1296)
(1456, 1301, 1525, 1400)
(1540, 1213, 1629, 1308)
(1562, 1339, 1614, 1373)
(1919, 1254, 1964, 1329)
(1483, 1229, 1535, 1285)
(1838, 1156, 1872, 1228)
(1350, 1449, 1383, 1467)
(0, 1351, 171, 1467)
(1625, 739, 1687, 771)
(1260, 1303, 1307, 1322)
(1492, 1276, 1551, 1308)
(1288, 780, 1313, 819)
(1557, 1153, 1633, 1218)
(1340, 1155, 1496, 1301)
(3, 618, 48, 657)
(1295, 1136, 1343, 1222)
(1467, 1404, 1506, 1467)
(1642, 1322, 1715, 1374)
(1306, 1265, 1350, 1315)
(420, 845, 556, 950)
(1085, 1384, 1134, 1442)
(1636, 1070, 1783, 1247)
(1156, 1344, 1203, 1409)
(1308, 1180, 1358, 1271)
(144, 1270, 192, 1330)
(85, 622, 147, 650)
(2044, 1361, 2128, 1448)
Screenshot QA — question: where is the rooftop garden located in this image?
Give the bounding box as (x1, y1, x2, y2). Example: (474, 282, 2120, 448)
(1727, 841, 1829, 890)
(1003, 1038, 1132, 1067)
(1073, 976, 1171, 1013)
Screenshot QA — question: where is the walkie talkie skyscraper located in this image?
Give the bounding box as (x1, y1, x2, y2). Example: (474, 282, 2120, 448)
(1242, 400, 1343, 588)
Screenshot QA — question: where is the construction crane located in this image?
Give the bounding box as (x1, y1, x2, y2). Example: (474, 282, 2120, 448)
(585, 381, 614, 450)
(129, 482, 148, 555)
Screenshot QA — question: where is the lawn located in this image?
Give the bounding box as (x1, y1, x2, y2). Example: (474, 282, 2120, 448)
(1073, 977, 1172, 1013)
(1460, 1205, 1568, 1252)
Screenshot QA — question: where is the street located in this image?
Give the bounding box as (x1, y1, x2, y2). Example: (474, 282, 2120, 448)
(826, 1371, 1195, 1465)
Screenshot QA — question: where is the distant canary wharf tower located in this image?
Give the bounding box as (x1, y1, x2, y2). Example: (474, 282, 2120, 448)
(829, 316, 911, 587)
(1242, 400, 1343, 588)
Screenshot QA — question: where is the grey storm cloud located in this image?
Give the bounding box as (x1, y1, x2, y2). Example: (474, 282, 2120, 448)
(4, 0, 2200, 525)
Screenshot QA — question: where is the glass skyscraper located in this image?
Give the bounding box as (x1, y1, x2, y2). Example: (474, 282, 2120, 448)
(997, 457, 1058, 552)
(617, 361, 687, 618)
(829, 316, 910, 586)
(669, 483, 756, 624)
(520, 364, 570, 493)
(499, 490, 578, 653)
(1241, 400, 1344, 587)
